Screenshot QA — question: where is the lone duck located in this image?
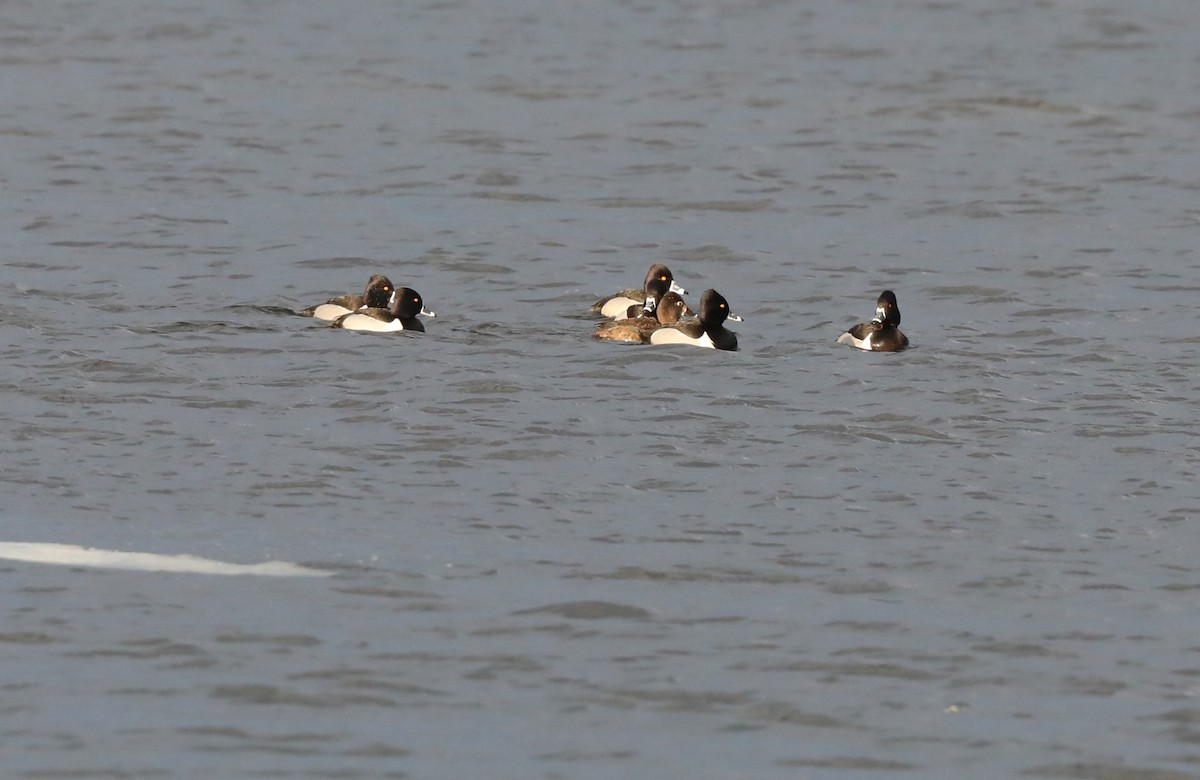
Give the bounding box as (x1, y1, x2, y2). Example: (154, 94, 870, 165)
(836, 290, 908, 352)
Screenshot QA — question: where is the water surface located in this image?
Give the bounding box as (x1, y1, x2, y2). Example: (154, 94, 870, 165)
(3, 1, 1200, 778)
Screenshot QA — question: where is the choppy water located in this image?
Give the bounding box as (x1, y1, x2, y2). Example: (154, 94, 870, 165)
(3, 1, 1200, 777)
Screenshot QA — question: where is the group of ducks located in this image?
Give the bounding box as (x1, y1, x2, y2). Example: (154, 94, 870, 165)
(590, 264, 743, 350)
(298, 264, 909, 352)
(589, 263, 908, 352)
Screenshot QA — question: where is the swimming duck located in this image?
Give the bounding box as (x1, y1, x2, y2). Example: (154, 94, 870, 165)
(593, 291, 692, 344)
(836, 290, 909, 352)
(301, 275, 437, 321)
(590, 263, 687, 319)
(300, 274, 395, 321)
(648, 289, 740, 351)
(332, 287, 427, 333)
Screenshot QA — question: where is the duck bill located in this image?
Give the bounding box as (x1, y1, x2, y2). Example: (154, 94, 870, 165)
(726, 312, 744, 322)
(669, 280, 687, 295)
(420, 306, 437, 318)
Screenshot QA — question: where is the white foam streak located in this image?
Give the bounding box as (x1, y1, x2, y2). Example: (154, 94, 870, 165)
(0, 542, 331, 577)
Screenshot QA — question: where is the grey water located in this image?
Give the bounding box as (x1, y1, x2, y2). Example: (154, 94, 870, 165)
(2, 1, 1200, 777)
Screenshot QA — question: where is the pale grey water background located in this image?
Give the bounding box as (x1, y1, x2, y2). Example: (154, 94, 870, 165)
(2, 1, 1200, 777)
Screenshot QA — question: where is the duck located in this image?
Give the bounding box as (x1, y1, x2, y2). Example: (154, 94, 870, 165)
(648, 289, 741, 351)
(299, 274, 396, 321)
(300, 275, 437, 321)
(590, 263, 687, 319)
(606, 266, 680, 322)
(593, 291, 692, 344)
(331, 287, 427, 333)
(836, 290, 909, 352)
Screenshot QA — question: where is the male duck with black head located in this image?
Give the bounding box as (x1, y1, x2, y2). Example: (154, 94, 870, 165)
(591, 263, 687, 319)
(332, 287, 427, 333)
(593, 291, 691, 344)
(649, 289, 741, 351)
(836, 290, 909, 352)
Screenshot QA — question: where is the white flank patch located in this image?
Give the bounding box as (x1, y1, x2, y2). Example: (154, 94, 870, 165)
(338, 314, 404, 332)
(836, 331, 872, 350)
(600, 296, 637, 319)
(0, 542, 331, 577)
(649, 328, 714, 349)
(310, 303, 353, 321)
